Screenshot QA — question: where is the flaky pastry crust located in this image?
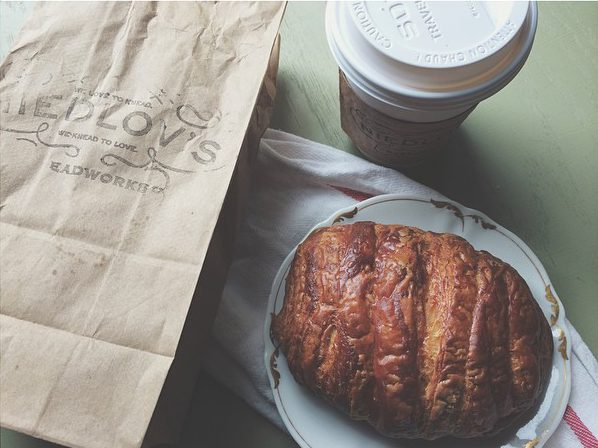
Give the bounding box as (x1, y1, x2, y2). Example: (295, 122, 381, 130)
(272, 222, 553, 439)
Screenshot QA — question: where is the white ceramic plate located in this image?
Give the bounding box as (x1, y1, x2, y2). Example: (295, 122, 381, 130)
(264, 194, 571, 448)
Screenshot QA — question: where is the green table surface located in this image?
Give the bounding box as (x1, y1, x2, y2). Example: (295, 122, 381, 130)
(1, 2, 597, 448)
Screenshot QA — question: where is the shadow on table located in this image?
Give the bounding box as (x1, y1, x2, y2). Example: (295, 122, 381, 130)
(176, 370, 296, 448)
(399, 128, 489, 207)
(338, 127, 493, 214)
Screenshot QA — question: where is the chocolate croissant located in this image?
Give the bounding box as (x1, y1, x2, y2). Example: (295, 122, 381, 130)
(271, 222, 552, 439)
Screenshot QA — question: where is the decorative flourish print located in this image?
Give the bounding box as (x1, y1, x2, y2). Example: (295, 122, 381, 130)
(332, 206, 358, 224)
(468, 214, 497, 230)
(270, 346, 281, 390)
(16, 137, 37, 146)
(524, 437, 540, 448)
(431, 199, 496, 230)
(431, 199, 464, 221)
(101, 147, 194, 191)
(558, 328, 569, 361)
(0, 122, 80, 157)
(269, 313, 282, 389)
(545, 285, 560, 326)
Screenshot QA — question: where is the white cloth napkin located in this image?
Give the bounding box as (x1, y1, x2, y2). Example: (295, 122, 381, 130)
(202, 129, 598, 447)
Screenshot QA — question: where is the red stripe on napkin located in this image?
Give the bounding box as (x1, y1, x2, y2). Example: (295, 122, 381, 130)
(564, 405, 598, 448)
(329, 185, 373, 202)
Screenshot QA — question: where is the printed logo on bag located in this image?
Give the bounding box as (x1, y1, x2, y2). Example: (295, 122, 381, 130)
(0, 69, 223, 194)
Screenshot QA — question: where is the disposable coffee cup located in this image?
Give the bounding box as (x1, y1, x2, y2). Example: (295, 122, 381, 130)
(326, 1, 538, 168)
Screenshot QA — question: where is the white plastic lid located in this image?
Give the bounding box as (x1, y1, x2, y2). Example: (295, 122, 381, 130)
(326, 1, 538, 113)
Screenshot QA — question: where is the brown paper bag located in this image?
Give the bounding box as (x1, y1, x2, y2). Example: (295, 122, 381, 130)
(0, 3, 284, 448)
